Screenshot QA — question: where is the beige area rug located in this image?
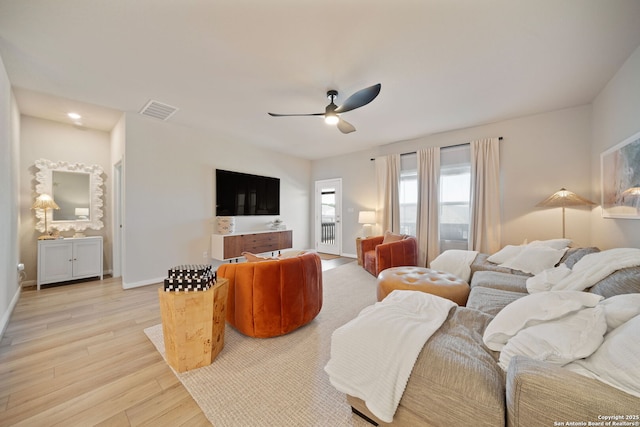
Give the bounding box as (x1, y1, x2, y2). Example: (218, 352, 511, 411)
(145, 261, 377, 427)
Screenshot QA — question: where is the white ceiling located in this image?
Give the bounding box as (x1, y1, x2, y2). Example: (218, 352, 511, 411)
(1, 0, 640, 160)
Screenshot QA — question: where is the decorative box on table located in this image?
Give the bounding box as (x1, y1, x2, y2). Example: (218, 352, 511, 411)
(164, 264, 214, 292)
(158, 264, 228, 373)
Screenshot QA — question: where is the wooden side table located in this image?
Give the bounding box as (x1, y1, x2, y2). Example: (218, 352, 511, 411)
(158, 278, 229, 372)
(356, 237, 363, 266)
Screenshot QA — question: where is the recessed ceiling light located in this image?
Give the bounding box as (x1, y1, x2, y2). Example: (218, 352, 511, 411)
(67, 112, 82, 120)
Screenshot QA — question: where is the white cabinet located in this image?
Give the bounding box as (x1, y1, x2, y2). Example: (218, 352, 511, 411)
(37, 236, 103, 290)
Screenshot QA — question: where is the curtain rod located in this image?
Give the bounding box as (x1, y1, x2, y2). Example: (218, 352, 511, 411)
(370, 137, 503, 161)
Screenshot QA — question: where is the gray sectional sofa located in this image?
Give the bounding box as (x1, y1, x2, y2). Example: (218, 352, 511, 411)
(348, 247, 640, 426)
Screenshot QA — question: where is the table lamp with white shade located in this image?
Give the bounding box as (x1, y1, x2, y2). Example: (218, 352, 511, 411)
(358, 210, 376, 237)
(32, 194, 60, 240)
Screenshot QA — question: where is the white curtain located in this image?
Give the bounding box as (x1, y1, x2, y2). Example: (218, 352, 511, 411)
(375, 154, 401, 234)
(416, 147, 440, 267)
(469, 137, 501, 253)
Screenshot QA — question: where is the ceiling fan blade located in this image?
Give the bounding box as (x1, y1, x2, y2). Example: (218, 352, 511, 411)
(334, 83, 381, 114)
(267, 112, 324, 117)
(337, 118, 356, 134)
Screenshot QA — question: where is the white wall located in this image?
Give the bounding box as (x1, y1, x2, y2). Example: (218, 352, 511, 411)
(311, 152, 379, 257)
(122, 113, 311, 288)
(18, 116, 113, 284)
(109, 114, 126, 277)
(590, 44, 640, 250)
(0, 54, 21, 339)
(312, 105, 594, 255)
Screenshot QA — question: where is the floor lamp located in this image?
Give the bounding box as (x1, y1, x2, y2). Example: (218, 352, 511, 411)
(536, 188, 595, 238)
(32, 194, 60, 240)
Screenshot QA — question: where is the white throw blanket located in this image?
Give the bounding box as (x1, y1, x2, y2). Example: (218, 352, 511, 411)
(324, 290, 456, 423)
(429, 249, 479, 282)
(526, 248, 640, 293)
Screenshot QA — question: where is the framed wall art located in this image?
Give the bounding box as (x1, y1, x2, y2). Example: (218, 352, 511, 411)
(601, 130, 640, 219)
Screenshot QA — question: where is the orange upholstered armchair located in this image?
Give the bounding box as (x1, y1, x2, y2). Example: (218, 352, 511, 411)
(216, 252, 323, 338)
(360, 232, 418, 276)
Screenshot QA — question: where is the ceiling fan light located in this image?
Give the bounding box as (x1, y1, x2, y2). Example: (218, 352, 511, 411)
(325, 113, 339, 125)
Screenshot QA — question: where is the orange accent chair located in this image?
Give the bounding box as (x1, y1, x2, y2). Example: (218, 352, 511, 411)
(360, 233, 419, 276)
(216, 252, 323, 338)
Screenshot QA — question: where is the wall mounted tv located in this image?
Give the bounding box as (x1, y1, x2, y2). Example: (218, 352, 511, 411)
(215, 169, 280, 216)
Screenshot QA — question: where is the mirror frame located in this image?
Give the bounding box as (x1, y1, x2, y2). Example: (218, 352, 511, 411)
(35, 159, 104, 232)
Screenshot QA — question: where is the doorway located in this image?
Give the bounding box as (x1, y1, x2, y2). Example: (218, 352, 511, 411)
(113, 161, 123, 278)
(315, 178, 342, 255)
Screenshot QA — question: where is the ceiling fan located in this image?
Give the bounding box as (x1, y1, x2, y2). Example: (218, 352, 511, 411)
(268, 83, 381, 134)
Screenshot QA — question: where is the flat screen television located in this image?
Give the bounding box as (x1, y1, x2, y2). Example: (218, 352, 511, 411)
(215, 169, 280, 216)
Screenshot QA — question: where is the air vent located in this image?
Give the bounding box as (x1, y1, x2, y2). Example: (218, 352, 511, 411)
(139, 100, 179, 121)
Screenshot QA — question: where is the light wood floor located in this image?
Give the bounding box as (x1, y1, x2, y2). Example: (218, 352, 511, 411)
(0, 276, 210, 427)
(0, 257, 355, 426)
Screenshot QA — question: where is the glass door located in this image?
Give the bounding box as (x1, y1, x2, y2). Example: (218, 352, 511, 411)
(315, 178, 342, 255)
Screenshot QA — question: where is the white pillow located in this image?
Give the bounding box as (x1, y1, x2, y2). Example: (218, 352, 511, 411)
(499, 245, 568, 275)
(429, 249, 478, 282)
(486, 245, 524, 264)
(525, 263, 572, 293)
(598, 294, 640, 332)
(483, 291, 604, 351)
(564, 314, 640, 398)
(277, 249, 308, 258)
(529, 239, 572, 250)
(498, 306, 606, 370)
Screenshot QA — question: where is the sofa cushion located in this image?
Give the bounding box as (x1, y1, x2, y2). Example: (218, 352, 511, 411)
(398, 307, 505, 426)
(471, 271, 528, 293)
(588, 266, 640, 297)
(560, 246, 600, 269)
(506, 356, 640, 427)
(467, 287, 526, 316)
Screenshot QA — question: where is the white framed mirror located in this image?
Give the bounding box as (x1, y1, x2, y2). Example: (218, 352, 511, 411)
(35, 159, 104, 232)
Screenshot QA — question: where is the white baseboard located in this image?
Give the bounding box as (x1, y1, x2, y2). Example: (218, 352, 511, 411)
(0, 285, 21, 340)
(122, 276, 164, 289)
(21, 279, 36, 288)
(341, 252, 357, 259)
(22, 270, 113, 290)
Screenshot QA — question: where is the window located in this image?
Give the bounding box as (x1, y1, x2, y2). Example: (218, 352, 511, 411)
(320, 189, 336, 244)
(439, 145, 471, 252)
(399, 154, 417, 236)
(398, 146, 471, 252)
(399, 169, 417, 236)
